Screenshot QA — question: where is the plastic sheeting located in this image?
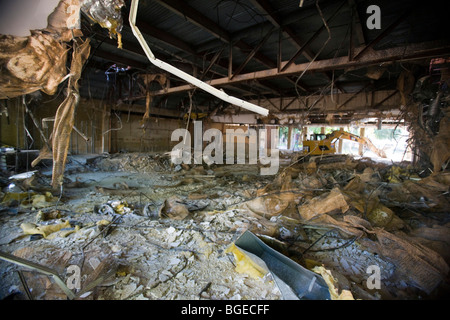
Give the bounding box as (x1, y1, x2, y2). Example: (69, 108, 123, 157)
(0, 31, 68, 99)
(81, 0, 125, 48)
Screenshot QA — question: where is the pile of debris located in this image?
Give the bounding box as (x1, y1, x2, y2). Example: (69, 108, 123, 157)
(93, 153, 172, 173)
(0, 153, 449, 300)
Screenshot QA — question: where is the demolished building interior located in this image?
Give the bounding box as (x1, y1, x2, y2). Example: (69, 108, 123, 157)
(0, 0, 449, 302)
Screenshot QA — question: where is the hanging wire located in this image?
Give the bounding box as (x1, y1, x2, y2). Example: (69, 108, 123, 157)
(294, 0, 333, 95)
(102, 111, 123, 135)
(214, 0, 268, 27)
(294, 0, 334, 124)
(294, 1, 354, 124)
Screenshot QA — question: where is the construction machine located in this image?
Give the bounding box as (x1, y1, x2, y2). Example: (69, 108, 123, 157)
(302, 129, 387, 158)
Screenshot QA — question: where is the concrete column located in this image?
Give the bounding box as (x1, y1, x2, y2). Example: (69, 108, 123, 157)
(287, 126, 292, 150)
(338, 127, 344, 154)
(359, 127, 365, 156)
(302, 126, 308, 141)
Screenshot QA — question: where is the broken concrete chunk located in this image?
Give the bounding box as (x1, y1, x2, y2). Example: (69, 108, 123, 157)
(160, 196, 189, 220)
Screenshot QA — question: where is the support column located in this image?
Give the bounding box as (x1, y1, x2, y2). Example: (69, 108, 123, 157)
(101, 103, 111, 153)
(302, 126, 308, 142)
(359, 127, 365, 156)
(338, 127, 344, 154)
(287, 126, 292, 150)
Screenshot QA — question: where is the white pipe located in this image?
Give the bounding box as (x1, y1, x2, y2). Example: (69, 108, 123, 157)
(128, 0, 269, 117)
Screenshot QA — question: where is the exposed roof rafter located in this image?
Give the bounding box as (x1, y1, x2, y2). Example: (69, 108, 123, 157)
(248, 0, 317, 61)
(148, 40, 450, 96)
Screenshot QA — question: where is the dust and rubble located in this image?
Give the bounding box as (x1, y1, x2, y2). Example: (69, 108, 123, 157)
(0, 152, 449, 300)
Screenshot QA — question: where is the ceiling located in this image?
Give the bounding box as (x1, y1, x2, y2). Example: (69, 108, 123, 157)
(79, 0, 450, 121)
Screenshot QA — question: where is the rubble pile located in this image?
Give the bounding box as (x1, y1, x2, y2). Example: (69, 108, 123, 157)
(0, 153, 449, 300)
(93, 153, 172, 173)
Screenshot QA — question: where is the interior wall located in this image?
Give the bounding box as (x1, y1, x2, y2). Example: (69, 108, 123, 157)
(0, 97, 108, 155)
(2, 94, 313, 159)
(43, 98, 185, 154)
(30, 98, 106, 155)
(1, 95, 191, 156)
(0, 98, 25, 149)
(112, 114, 182, 153)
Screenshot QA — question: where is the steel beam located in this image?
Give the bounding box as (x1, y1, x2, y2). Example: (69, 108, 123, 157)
(231, 28, 275, 79)
(153, 0, 230, 42)
(152, 0, 276, 70)
(353, 9, 412, 61)
(336, 83, 371, 110)
(92, 48, 148, 70)
(347, 0, 366, 46)
(281, 0, 347, 72)
(124, 20, 197, 56)
(256, 89, 401, 114)
(372, 90, 399, 109)
(248, 0, 316, 61)
(149, 41, 450, 96)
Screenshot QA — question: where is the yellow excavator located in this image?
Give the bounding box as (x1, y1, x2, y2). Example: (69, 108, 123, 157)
(302, 129, 387, 158)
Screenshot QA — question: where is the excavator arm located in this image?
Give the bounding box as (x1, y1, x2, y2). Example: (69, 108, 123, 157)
(302, 129, 387, 158)
(329, 130, 387, 158)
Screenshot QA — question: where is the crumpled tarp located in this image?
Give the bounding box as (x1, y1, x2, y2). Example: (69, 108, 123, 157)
(0, 31, 68, 99)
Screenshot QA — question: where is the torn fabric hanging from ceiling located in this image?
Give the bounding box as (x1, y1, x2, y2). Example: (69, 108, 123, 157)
(51, 38, 91, 189)
(0, 32, 69, 100)
(0, 0, 125, 100)
(0, 0, 87, 100)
